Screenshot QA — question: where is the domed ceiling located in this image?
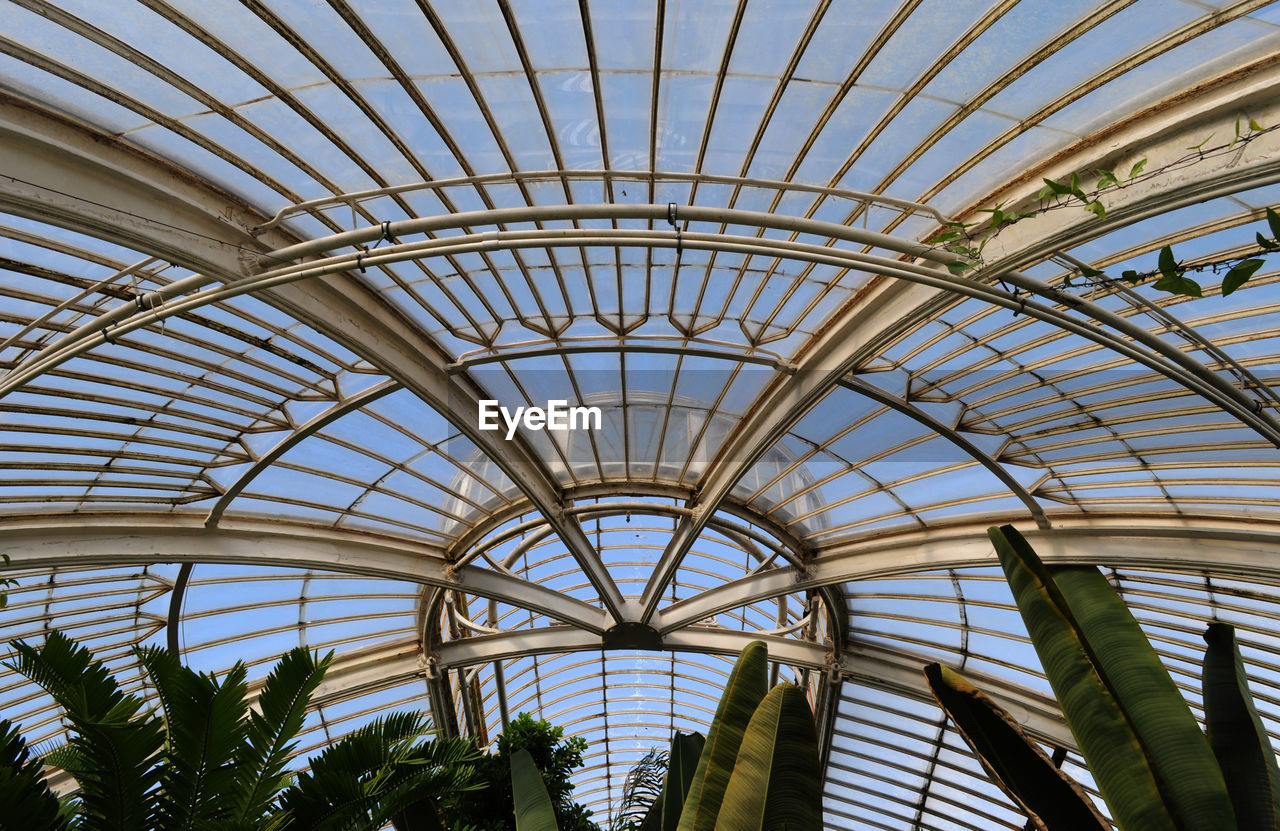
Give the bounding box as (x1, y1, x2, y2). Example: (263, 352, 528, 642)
(3, 1, 1280, 827)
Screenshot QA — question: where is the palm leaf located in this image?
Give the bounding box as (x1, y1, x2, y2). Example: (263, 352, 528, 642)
(989, 525, 1235, 831)
(713, 683, 820, 831)
(511, 748, 559, 831)
(675, 641, 767, 831)
(924, 663, 1109, 830)
(278, 713, 479, 831)
(228, 646, 332, 828)
(615, 748, 667, 831)
(5, 631, 164, 831)
(137, 645, 249, 829)
(0, 717, 70, 830)
(1203, 622, 1280, 830)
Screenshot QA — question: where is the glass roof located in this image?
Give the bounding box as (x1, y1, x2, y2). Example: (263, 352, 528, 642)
(3, 0, 1280, 827)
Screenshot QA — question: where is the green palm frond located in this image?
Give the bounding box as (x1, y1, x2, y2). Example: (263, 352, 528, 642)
(0, 717, 69, 830)
(5, 632, 164, 831)
(228, 646, 332, 829)
(277, 712, 480, 831)
(137, 645, 250, 829)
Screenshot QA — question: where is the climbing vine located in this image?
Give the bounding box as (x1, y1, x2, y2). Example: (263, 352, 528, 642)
(931, 115, 1279, 298)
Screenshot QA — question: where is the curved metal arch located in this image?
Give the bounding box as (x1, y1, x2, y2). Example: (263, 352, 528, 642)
(202, 379, 402, 529)
(444, 345, 1048, 530)
(838, 377, 1049, 528)
(0, 517, 609, 635)
(0, 101, 625, 624)
(445, 482, 811, 568)
(660, 515, 1280, 633)
(30, 222, 1273, 473)
(159, 379, 406, 653)
(255, 168, 947, 232)
(429, 627, 1072, 749)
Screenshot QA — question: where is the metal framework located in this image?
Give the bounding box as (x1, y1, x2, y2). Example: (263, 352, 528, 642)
(3, 2, 1280, 828)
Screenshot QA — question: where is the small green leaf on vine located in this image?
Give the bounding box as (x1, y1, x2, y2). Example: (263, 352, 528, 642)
(1157, 245, 1178, 278)
(1080, 265, 1107, 279)
(1153, 272, 1203, 297)
(945, 261, 973, 274)
(1249, 117, 1265, 132)
(1068, 172, 1087, 201)
(1222, 259, 1264, 296)
(1122, 269, 1141, 284)
(1128, 158, 1147, 179)
(1096, 169, 1119, 189)
(1267, 207, 1280, 240)
(1188, 133, 1215, 151)
(1040, 178, 1073, 199)
(1084, 201, 1106, 220)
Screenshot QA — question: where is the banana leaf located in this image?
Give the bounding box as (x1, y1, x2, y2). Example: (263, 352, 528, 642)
(511, 747, 559, 831)
(641, 730, 705, 830)
(713, 683, 820, 831)
(1203, 622, 1280, 830)
(989, 524, 1235, 831)
(924, 662, 1109, 830)
(676, 640, 768, 831)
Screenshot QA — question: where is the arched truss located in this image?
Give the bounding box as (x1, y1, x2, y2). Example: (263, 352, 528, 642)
(5, 512, 1279, 745)
(5, 13, 1280, 829)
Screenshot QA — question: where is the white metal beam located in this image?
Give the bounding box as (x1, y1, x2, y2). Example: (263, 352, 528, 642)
(0, 99, 625, 624)
(432, 626, 1072, 748)
(660, 515, 1280, 632)
(0, 518, 608, 634)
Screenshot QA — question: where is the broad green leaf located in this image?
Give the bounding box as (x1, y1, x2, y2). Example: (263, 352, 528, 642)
(1222, 259, 1264, 296)
(989, 525, 1236, 831)
(1203, 622, 1280, 831)
(658, 732, 705, 830)
(1153, 272, 1203, 298)
(1129, 158, 1148, 179)
(933, 230, 963, 243)
(713, 684, 820, 831)
(1122, 269, 1142, 284)
(676, 641, 768, 831)
(1084, 201, 1106, 220)
(511, 748, 559, 831)
(924, 664, 1109, 831)
(1158, 245, 1178, 278)
(1257, 232, 1278, 252)
(946, 261, 972, 275)
(1268, 207, 1280, 241)
(1249, 118, 1265, 132)
(1096, 169, 1119, 189)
